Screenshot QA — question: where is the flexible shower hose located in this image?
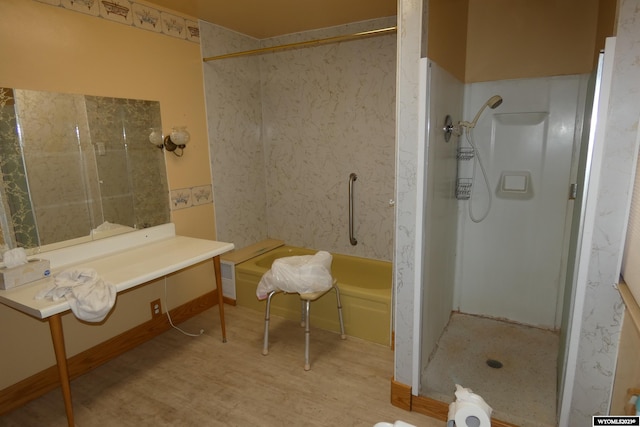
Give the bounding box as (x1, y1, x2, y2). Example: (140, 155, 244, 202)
(465, 128, 492, 223)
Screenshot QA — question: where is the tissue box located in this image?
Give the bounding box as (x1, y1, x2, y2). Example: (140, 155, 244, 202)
(0, 259, 51, 290)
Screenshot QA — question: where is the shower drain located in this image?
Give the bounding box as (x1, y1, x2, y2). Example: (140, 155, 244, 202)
(486, 359, 503, 369)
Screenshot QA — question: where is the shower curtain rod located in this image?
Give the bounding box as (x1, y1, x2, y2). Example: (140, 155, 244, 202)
(202, 26, 397, 62)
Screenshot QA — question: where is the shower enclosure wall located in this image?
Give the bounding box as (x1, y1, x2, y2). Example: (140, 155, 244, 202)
(410, 24, 640, 427)
(418, 60, 462, 365)
(200, 18, 397, 261)
(419, 57, 589, 375)
(456, 75, 588, 329)
(417, 57, 593, 425)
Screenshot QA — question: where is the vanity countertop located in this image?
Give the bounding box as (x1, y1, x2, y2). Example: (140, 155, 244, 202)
(0, 224, 234, 319)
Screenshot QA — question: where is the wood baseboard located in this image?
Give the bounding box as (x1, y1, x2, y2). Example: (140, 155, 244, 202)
(390, 378, 412, 411)
(390, 379, 518, 427)
(0, 290, 218, 416)
(411, 394, 451, 421)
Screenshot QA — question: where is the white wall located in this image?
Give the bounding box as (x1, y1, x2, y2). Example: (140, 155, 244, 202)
(419, 60, 462, 374)
(455, 75, 587, 329)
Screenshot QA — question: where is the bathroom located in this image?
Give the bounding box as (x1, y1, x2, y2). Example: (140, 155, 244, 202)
(1, 1, 640, 426)
(202, 1, 640, 426)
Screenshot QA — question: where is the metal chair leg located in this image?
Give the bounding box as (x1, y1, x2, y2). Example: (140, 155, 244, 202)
(262, 291, 276, 356)
(304, 299, 311, 371)
(333, 285, 346, 340)
(262, 284, 345, 371)
(300, 299, 306, 327)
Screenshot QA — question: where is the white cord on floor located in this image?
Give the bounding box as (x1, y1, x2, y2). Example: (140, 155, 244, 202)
(163, 278, 204, 337)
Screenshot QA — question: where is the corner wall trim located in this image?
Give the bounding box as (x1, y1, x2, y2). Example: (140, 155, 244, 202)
(0, 290, 218, 415)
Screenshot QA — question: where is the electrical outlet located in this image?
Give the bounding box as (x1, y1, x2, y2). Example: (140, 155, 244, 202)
(150, 299, 162, 318)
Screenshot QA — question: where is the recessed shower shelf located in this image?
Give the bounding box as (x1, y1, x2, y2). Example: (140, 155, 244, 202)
(457, 147, 475, 161)
(456, 178, 473, 200)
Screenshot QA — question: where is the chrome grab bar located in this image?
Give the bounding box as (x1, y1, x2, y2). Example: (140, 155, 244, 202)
(349, 173, 358, 246)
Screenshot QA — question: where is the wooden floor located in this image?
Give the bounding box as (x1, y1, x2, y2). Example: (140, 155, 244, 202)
(0, 305, 444, 427)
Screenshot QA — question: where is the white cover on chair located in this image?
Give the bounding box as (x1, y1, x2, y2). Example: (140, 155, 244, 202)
(256, 251, 333, 300)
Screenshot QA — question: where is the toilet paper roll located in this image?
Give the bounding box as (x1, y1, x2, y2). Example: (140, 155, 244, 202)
(451, 401, 492, 427)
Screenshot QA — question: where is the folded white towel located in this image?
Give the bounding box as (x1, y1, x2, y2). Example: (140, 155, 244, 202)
(35, 268, 116, 322)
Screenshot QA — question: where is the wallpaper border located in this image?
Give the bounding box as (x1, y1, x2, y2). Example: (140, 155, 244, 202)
(34, 0, 199, 43)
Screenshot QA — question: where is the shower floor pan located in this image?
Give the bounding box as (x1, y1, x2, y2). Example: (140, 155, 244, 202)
(421, 313, 559, 427)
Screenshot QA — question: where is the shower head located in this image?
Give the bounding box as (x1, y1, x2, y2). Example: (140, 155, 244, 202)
(459, 95, 503, 130)
(487, 95, 503, 109)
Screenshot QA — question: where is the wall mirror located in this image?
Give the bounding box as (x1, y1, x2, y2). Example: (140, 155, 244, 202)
(0, 87, 170, 251)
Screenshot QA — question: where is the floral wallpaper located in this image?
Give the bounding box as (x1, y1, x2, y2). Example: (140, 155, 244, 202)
(0, 89, 38, 249)
(35, 0, 199, 42)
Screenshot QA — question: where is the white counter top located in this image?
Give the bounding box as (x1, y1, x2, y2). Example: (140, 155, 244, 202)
(0, 224, 234, 319)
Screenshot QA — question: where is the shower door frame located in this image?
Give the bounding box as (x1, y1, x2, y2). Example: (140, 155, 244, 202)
(557, 38, 616, 424)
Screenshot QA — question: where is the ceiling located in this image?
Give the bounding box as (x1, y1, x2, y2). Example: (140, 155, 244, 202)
(143, 0, 397, 39)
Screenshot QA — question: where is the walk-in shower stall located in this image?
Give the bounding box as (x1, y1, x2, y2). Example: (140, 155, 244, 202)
(416, 39, 614, 425)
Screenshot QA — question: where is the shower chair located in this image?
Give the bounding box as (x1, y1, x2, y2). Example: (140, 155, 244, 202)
(261, 279, 346, 370)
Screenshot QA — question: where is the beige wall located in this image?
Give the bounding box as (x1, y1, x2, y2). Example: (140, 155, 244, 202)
(595, 0, 618, 63)
(426, 0, 469, 82)
(465, 0, 601, 82)
(0, 0, 217, 388)
(428, 0, 615, 83)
